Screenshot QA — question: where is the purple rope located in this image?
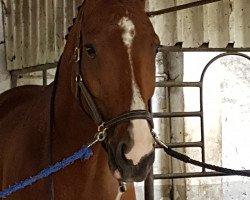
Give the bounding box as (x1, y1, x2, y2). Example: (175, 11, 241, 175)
(0, 147, 93, 198)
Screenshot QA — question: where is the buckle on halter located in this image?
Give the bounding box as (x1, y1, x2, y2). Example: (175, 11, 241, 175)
(75, 74, 82, 82)
(97, 122, 106, 132)
(75, 47, 80, 62)
(96, 130, 107, 142)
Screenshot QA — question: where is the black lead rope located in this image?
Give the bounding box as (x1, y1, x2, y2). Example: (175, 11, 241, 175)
(153, 134, 250, 177)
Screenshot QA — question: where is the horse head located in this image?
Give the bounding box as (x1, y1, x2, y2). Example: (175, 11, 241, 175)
(69, 0, 160, 182)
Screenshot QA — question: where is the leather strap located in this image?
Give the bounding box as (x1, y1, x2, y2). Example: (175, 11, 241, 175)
(78, 80, 103, 125)
(104, 110, 154, 129)
(78, 79, 154, 129)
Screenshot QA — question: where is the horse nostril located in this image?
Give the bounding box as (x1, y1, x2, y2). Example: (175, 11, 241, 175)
(120, 144, 128, 158)
(118, 143, 133, 163)
(121, 143, 127, 154)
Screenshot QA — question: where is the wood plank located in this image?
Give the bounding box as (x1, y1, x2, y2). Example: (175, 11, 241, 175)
(234, 0, 250, 47)
(38, 0, 46, 64)
(22, 0, 31, 67)
(65, 0, 74, 32)
(4, 0, 15, 70)
(30, 0, 38, 67)
(55, 0, 64, 59)
(180, 0, 204, 48)
(14, 0, 23, 69)
(150, 0, 177, 46)
(207, 0, 230, 48)
(46, 0, 55, 63)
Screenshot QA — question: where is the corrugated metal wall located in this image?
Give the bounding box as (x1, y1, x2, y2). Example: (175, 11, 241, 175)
(3, 0, 83, 70)
(149, 0, 250, 48)
(2, 0, 250, 70)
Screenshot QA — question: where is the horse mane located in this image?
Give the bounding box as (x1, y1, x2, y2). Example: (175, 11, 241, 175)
(50, 0, 87, 146)
(65, 5, 83, 40)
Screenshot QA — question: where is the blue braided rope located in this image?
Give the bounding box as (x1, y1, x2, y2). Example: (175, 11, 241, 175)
(0, 146, 93, 198)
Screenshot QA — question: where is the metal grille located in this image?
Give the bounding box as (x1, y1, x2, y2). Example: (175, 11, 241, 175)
(145, 52, 250, 200)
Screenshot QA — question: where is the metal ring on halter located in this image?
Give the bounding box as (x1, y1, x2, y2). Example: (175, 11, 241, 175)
(151, 130, 157, 138)
(97, 122, 105, 132)
(75, 47, 80, 63)
(151, 130, 170, 149)
(119, 182, 127, 193)
(86, 129, 107, 148)
(75, 74, 83, 82)
(96, 129, 107, 142)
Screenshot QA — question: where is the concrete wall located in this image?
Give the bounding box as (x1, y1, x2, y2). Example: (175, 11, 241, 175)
(184, 52, 223, 199)
(184, 52, 250, 200)
(220, 55, 250, 199)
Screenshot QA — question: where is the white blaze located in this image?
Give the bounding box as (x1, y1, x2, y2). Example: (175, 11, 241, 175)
(118, 17, 153, 165)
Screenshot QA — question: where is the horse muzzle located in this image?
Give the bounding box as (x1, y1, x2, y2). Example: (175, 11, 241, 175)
(113, 145, 155, 182)
(103, 123, 155, 182)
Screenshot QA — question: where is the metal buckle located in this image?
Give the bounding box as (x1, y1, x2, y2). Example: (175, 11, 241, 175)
(96, 130, 107, 142)
(86, 128, 107, 148)
(75, 74, 82, 82)
(119, 182, 127, 193)
(75, 47, 80, 63)
(97, 122, 105, 132)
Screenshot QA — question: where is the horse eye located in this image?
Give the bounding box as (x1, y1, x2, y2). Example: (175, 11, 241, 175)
(85, 44, 96, 59)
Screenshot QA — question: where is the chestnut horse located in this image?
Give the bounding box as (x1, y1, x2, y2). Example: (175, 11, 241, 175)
(0, 0, 160, 199)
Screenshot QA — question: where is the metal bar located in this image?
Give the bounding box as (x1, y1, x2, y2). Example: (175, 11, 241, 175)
(200, 86, 206, 172)
(10, 63, 57, 76)
(154, 171, 250, 179)
(153, 111, 202, 118)
(145, 99, 154, 200)
(145, 168, 154, 200)
(42, 70, 47, 86)
(159, 44, 250, 52)
(10, 73, 18, 88)
(147, 0, 222, 17)
(10, 63, 57, 88)
(156, 141, 203, 148)
(156, 81, 201, 88)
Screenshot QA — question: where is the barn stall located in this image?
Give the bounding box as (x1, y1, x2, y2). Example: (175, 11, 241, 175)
(0, 0, 250, 199)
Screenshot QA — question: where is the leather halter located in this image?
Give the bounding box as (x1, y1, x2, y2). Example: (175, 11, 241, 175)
(74, 9, 154, 133)
(75, 51, 154, 131)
